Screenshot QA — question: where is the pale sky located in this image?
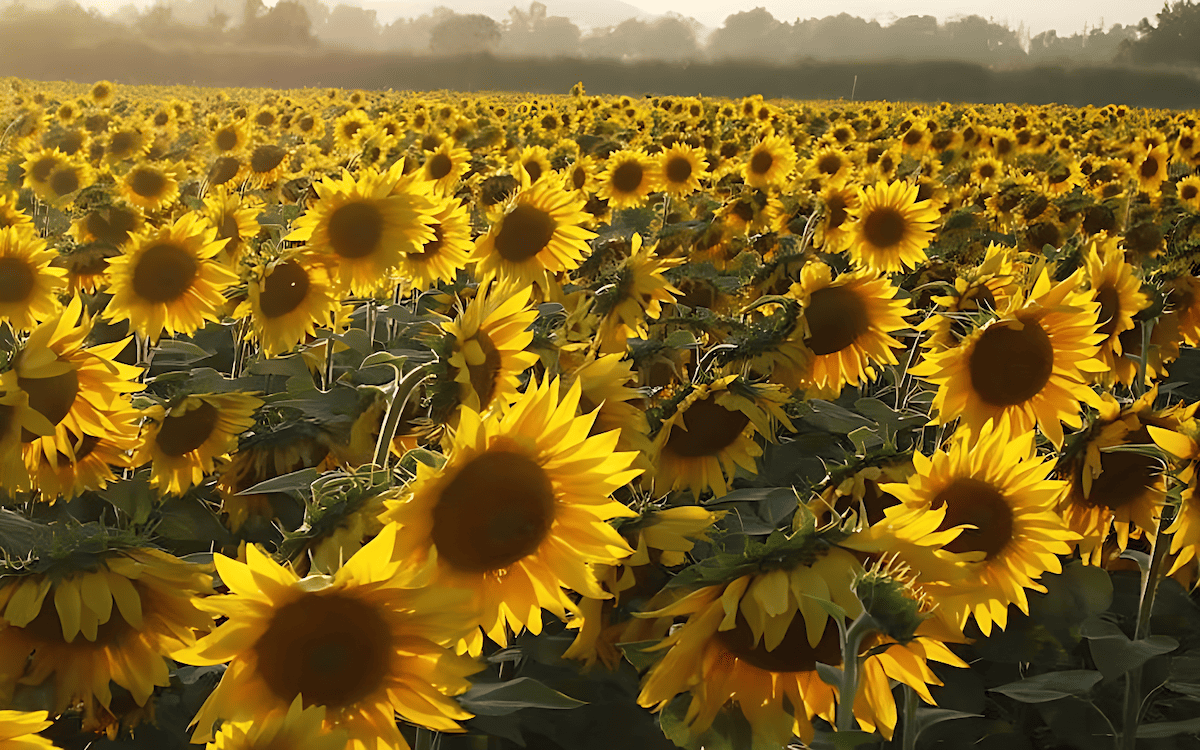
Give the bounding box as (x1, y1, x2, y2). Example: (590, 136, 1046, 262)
(78, 0, 1167, 36)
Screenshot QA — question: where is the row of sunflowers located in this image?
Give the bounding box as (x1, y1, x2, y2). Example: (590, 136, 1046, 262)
(0, 77, 1199, 750)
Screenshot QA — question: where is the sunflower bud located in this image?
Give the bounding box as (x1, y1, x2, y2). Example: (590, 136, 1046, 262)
(852, 555, 934, 644)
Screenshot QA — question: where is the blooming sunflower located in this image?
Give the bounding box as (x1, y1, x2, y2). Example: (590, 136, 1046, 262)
(422, 140, 471, 196)
(395, 195, 473, 290)
(784, 261, 912, 398)
(119, 162, 180, 212)
(743, 134, 797, 190)
(235, 252, 342, 359)
(658, 143, 707, 198)
(803, 145, 854, 189)
(0, 710, 57, 750)
(594, 234, 682, 353)
(846, 180, 940, 274)
(380, 376, 642, 656)
(0, 546, 213, 730)
(201, 187, 263, 266)
(878, 421, 1078, 636)
(0, 371, 54, 492)
(565, 352, 653, 466)
(1178, 174, 1200, 211)
(1148, 422, 1200, 577)
(911, 267, 1106, 449)
(134, 392, 263, 497)
(1134, 144, 1171, 194)
(815, 183, 860, 253)
(206, 696, 346, 750)
(917, 242, 1024, 351)
(175, 527, 482, 750)
(103, 212, 238, 342)
(210, 119, 249, 156)
(29, 405, 139, 501)
(1083, 235, 1149, 385)
(438, 284, 539, 419)
(285, 167, 436, 297)
(1057, 389, 1190, 565)
(0, 227, 65, 332)
(652, 375, 793, 499)
(597, 149, 661, 209)
(471, 178, 595, 288)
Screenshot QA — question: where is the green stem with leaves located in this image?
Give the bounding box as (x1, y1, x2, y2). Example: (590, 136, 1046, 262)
(835, 614, 876, 732)
(373, 361, 435, 468)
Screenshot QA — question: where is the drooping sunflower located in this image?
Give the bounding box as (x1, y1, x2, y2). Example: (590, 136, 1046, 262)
(201, 186, 263, 266)
(16, 297, 143, 489)
(565, 352, 653, 466)
(917, 242, 1024, 351)
(235, 252, 342, 359)
(658, 143, 707, 198)
(743, 134, 797, 190)
(652, 375, 793, 499)
(381, 376, 642, 656)
(0, 545, 214, 731)
(783, 261, 913, 398)
(422, 140, 471, 195)
(174, 528, 482, 750)
(104, 212, 238, 341)
(1057, 389, 1192, 565)
(594, 234, 683, 353)
(471, 178, 595, 288)
(597, 149, 661, 209)
(286, 167, 436, 297)
(119, 162, 180, 212)
(134, 392, 264, 497)
(395, 195, 473, 290)
(846, 180, 940, 274)
(911, 267, 1106, 449)
(438, 284, 539, 419)
(814, 183, 860, 253)
(217, 426, 336, 533)
(0, 227, 65, 332)
(1083, 235, 1149, 385)
(1134, 143, 1171, 194)
(206, 696, 347, 750)
(0, 371, 54, 492)
(29, 405, 140, 501)
(878, 422, 1078, 636)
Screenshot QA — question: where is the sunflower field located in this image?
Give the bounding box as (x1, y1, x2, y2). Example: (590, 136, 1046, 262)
(4, 76, 1200, 750)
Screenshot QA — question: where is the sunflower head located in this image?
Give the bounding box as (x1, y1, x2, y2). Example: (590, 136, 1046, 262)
(847, 180, 940, 274)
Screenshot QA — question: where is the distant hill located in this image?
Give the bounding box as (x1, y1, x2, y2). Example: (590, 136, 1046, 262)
(348, 0, 655, 29)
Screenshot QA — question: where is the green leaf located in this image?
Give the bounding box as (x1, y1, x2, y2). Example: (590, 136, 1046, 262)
(100, 476, 156, 525)
(910, 708, 983, 740)
(661, 697, 752, 750)
(1080, 617, 1178, 680)
(809, 729, 882, 749)
(153, 340, 214, 364)
(1137, 717, 1200, 739)
(989, 670, 1103, 703)
(619, 640, 664, 671)
(797, 400, 875, 435)
(154, 497, 233, 545)
(237, 467, 320, 497)
(458, 677, 585, 716)
(853, 398, 926, 434)
(664, 329, 698, 348)
(804, 594, 849, 622)
(847, 425, 878, 454)
(815, 662, 843, 688)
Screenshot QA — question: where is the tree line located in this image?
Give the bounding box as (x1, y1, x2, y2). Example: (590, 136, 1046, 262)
(4, 0, 1200, 68)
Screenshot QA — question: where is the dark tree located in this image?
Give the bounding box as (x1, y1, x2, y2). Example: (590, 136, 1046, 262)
(1120, 0, 1200, 65)
(429, 12, 501, 55)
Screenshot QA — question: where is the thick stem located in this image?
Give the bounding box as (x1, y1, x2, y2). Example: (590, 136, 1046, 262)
(323, 335, 336, 391)
(835, 614, 876, 732)
(1120, 505, 1175, 750)
(414, 727, 435, 750)
(901, 682, 919, 750)
(373, 361, 435, 468)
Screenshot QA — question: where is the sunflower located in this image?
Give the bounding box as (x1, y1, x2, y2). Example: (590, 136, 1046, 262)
(16, 297, 143, 489)
(652, 375, 793, 499)
(968, 155, 1005, 189)
(743, 134, 797, 190)
(815, 183, 860, 253)
(0, 371, 54, 492)
(134, 392, 263, 497)
(917, 242, 1024, 351)
(878, 421, 1078, 636)
(784, 261, 912, 398)
(0, 193, 34, 234)
(422, 139, 470, 195)
(1083, 235, 1149, 385)
(235, 252, 342, 359)
(0, 546, 213, 731)
(846, 180, 940, 274)
(911, 267, 1106, 449)
(658, 144, 707, 198)
(218, 427, 335, 533)
(1057, 389, 1190, 565)
(565, 352, 653, 467)
(29, 406, 139, 501)
(246, 143, 290, 187)
(471, 178, 595, 288)
(0, 227, 65, 332)
(1148, 422, 1200, 577)
(563, 154, 597, 196)
(206, 696, 346, 750)
(174, 528, 482, 750)
(331, 109, 373, 152)
(1177, 174, 1200, 211)
(1044, 158, 1084, 196)
(395, 195, 473, 290)
(0, 710, 57, 750)
(1134, 143, 1171, 194)
(804, 145, 853, 189)
(439, 284, 539, 418)
(381, 376, 641, 656)
(20, 148, 64, 197)
(597, 149, 661, 209)
(89, 80, 115, 107)
(119, 162, 179, 212)
(103, 212, 238, 342)
(201, 187, 263, 266)
(594, 234, 682, 353)
(286, 167, 436, 297)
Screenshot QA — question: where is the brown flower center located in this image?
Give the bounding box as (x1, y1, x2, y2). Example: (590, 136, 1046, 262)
(463, 331, 501, 410)
(215, 128, 239, 152)
(327, 201, 384, 260)
(433, 449, 556, 572)
(933, 477, 1015, 560)
(969, 319, 1054, 407)
(209, 156, 242, 186)
(826, 193, 849, 230)
(804, 285, 870, 356)
(494, 204, 556, 263)
(412, 224, 445, 260)
(665, 395, 750, 458)
(256, 592, 393, 708)
(49, 168, 80, 197)
(716, 609, 842, 673)
(128, 167, 168, 199)
(427, 152, 453, 180)
(0, 256, 34, 303)
(1083, 426, 1161, 511)
(611, 161, 644, 193)
(1095, 283, 1122, 337)
(749, 150, 774, 176)
(133, 242, 197, 303)
(19, 367, 79, 440)
(1140, 155, 1160, 179)
(862, 206, 908, 249)
(156, 401, 219, 456)
(817, 153, 842, 175)
(523, 160, 544, 184)
(665, 156, 692, 184)
(259, 260, 310, 319)
(250, 145, 287, 174)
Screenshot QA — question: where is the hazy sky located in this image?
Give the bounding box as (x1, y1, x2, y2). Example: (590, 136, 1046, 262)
(79, 0, 1167, 36)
